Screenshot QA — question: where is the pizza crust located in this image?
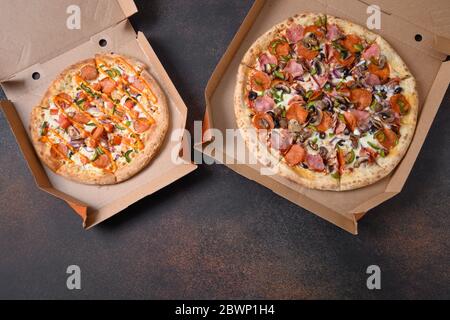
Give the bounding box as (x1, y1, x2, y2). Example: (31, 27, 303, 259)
(30, 54, 169, 185)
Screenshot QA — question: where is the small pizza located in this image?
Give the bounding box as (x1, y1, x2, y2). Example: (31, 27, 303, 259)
(30, 53, 169, 185)
(235, 13, 418, 191)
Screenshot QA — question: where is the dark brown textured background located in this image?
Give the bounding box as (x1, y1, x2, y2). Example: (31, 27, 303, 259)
(0, 0, 449, 299)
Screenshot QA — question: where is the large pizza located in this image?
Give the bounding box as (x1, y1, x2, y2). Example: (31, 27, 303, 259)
(235, 13, 418, 191)
(30, 53, 169, 185)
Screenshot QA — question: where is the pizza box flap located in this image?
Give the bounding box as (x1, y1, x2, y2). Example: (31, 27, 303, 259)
(0, 0, 137, 81)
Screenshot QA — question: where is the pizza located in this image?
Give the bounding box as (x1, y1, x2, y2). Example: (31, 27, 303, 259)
(30, 53, 169, 185)
(235, 13, 418, 191)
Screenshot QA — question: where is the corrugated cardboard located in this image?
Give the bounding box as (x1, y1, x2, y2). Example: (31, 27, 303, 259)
(0, 0, 197, 228)
(198, 0, 450, 234)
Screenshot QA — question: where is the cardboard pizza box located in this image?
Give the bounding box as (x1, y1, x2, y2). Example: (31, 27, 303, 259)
(0, 0, 197, 228)
(197, 0, 450, 234)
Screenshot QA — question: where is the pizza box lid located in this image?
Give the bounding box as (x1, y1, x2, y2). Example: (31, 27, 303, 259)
(0, 1, 197, 228)
(198, 0, 450, 234)
(0, 0, 137, 81)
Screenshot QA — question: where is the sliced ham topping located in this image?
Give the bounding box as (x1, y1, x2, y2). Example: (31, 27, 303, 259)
(253, 95, 275, 113)
(259, 53, 278, 69)
(286, 24, 304, 43)
(286, 102, 309, 124)
(91, 126, 104, 140)
(362, 43, 380, 60)
(306, 154, 325, 172)
(270, 129, 292, 152)
(326, 24, 341, 41)
(288, 95, 305, 105)
(131, 78, 146, 91)
(326, 44, 334, 61)
(284, 60, 304, 78)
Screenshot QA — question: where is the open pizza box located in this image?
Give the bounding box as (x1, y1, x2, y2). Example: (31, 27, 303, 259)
(0, 0, 197, 228)
(197, 0, 450, 234)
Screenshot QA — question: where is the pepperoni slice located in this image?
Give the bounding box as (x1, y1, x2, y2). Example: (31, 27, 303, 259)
(303, 25, 325, 39)
(133, 118, 151, 133)
(58, 114, 71, 129)
(376, 128, 398, 150)
(344, 111, 357, 131)
(390, 94, 410, 115)
(93, 154, 110, 169)
(50, 143, 68, 159)
(316, 112, 332, 132)
(269, 40, 290, 57)
(286, 103, 309, 124)
(252, 113, 275, 130)
(296, 44, 319, 61)
(286, 24, 304, 44)
(100, 77, 117, 94)
(284, 144, 306, 166)
(326, 24, 341, 41)
(92, 126, 104, 140)
(50, 108, 58, 115)
(250, 71, 271, 91)
(362, 43, 380, 60)
(342, 34, 363, 53)
(72, 112, 90, 124)
(80, 65, 98, 81)
(369, 63, 390, 83)
(350, 88, 372, 110)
